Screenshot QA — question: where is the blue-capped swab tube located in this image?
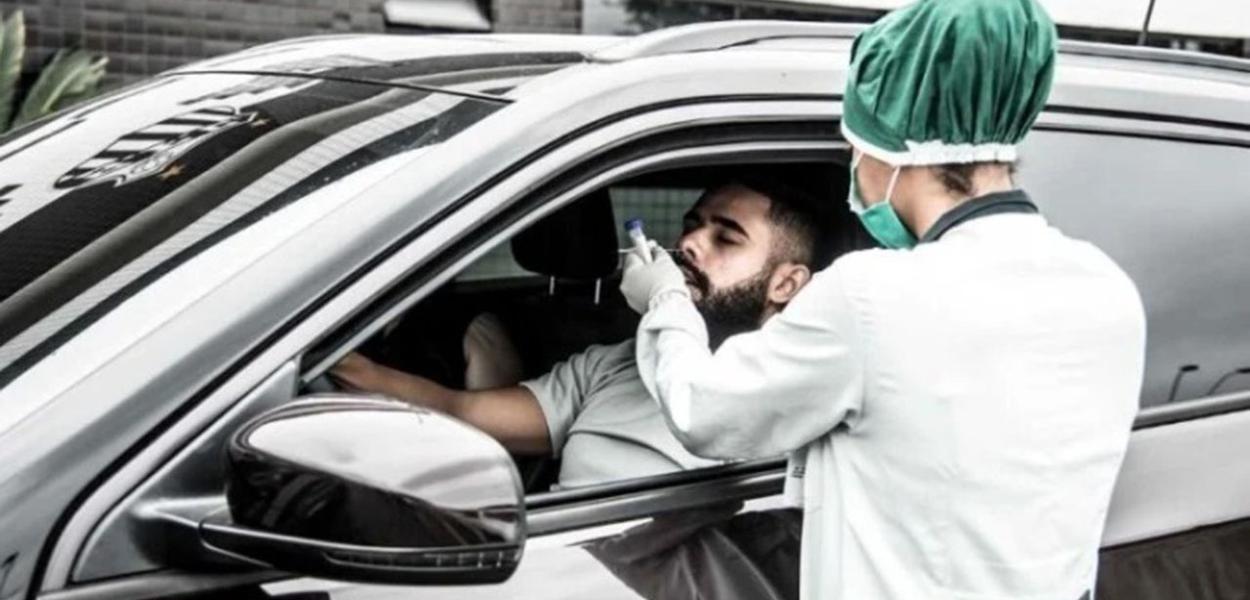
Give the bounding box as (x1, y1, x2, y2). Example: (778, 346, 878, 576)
(624, 218, 652, 264)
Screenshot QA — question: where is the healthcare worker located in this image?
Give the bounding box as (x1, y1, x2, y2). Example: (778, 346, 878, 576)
(619, 0, 1148, 598)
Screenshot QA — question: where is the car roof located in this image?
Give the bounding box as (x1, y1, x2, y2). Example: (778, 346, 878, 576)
(185, 32, 623, 70)
(173, 21, 1249, 121)
(171, 33, 620, 101)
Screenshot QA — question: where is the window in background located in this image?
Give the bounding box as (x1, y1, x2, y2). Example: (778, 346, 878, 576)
(610, 186, 703, 250)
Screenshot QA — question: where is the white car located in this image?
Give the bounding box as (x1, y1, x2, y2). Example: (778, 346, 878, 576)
(0, 21, 1247, 600)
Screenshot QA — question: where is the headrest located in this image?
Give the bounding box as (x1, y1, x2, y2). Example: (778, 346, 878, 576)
(511, 188, 619, 280)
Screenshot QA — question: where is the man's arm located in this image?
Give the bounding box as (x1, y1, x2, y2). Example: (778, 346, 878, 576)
(331, 352, 552, 455)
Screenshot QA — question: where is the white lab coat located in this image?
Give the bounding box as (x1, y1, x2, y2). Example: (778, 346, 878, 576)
(636, 212, 1146, 600)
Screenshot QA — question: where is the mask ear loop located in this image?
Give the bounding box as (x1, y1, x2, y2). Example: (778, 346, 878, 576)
(883, 166, 918, 240)
(883, 166, 902, 206)
(846, 154, 865, 214)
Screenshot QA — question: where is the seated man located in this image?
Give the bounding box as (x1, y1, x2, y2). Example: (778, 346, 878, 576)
(332, 170, 856, 489)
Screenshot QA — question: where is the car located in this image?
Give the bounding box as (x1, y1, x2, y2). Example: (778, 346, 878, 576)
(0, 20, 1247, 600)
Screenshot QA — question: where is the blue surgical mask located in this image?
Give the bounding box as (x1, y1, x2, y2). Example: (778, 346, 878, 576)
(847, 154, 917, 249)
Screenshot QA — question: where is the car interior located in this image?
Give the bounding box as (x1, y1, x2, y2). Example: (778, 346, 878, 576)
(303, 160, 858, 494)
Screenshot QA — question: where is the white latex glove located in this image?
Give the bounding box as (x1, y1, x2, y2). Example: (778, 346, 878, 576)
(620, 241, 688, 314)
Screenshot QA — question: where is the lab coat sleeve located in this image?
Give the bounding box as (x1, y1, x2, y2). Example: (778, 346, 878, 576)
(636, 266, 864, 460)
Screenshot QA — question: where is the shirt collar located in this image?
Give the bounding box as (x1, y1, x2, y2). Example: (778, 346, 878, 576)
(918, 189, 1039, 244)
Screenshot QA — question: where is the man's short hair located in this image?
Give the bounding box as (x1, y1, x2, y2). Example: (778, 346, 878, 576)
(704, 163, 871, 270)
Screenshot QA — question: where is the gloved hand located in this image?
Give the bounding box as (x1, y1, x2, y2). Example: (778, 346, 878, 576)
(620, 241, 688, 314)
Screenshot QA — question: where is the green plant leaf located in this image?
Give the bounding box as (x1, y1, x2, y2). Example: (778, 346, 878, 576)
(0, 11, 26, 131)
(46, 53, 106, 113)
(12, 48, 107, 129)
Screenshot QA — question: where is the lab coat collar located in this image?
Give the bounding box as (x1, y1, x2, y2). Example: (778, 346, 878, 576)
(918, 189, 1039, 244)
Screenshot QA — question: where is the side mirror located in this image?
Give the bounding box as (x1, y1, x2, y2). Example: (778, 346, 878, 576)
(198, 396, 525, 585)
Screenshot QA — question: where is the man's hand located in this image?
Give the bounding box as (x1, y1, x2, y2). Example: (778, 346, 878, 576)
(329, 351, 381, 392)
(330, 351, 449, 412)
(331, 351, 552, 455)
(620, 241, 689, 314)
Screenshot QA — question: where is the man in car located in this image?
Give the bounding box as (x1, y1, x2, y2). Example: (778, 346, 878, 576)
(331, 169, 862, 489)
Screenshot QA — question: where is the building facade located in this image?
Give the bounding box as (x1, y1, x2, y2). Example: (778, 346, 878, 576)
(1, 0, 1246, 91)
(0, 0, 577, 89)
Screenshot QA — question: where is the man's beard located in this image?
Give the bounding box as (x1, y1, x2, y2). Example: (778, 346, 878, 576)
(675, 254, 770, 350)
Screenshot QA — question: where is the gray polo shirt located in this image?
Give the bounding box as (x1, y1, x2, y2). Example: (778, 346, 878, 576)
(520, 339, 720, 489)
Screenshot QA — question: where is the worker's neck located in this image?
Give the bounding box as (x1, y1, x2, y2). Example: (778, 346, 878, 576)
(898, 167, 1015, 240)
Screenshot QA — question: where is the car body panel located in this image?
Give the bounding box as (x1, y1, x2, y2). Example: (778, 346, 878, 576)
(1104, 408, 1250, 546)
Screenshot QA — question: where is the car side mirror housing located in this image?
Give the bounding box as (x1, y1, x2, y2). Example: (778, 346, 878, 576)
(198, 395, 525, 585)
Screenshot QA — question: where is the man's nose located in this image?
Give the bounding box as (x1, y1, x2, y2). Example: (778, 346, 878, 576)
(678, 233, 700, 263)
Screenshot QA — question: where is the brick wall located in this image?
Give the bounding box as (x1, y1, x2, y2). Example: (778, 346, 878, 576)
(0, 0, 516, 89)
(0, 0, 1243, 92)
(0, 0, 583, 88)
(493, 0, 580, 33)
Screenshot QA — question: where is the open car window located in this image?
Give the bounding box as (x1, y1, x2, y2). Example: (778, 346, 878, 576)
(321, 159, 860, 497)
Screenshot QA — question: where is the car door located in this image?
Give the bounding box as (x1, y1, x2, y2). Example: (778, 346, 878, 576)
(269, 130, 850, 600)
(1020, 88, 1250, 599)
(259, 93, 1250, 600)
(33, 90, 842, 599)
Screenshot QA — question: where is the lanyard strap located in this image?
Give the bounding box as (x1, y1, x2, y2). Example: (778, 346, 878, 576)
(918, 189, 1040, 244)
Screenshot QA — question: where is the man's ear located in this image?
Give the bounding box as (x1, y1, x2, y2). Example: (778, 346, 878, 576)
(768, 262, 812, 305)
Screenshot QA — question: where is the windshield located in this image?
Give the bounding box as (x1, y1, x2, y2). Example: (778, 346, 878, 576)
(0, 71, 505, 385)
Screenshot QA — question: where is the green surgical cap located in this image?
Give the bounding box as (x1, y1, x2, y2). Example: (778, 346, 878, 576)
(842, 0, 1057, 166)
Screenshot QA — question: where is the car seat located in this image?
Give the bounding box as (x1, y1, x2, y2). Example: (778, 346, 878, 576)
(504, 188, 637, 377)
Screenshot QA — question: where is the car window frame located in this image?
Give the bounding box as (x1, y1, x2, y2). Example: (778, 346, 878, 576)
(299, 120, 845, 377)
(303, 128, 849, 531)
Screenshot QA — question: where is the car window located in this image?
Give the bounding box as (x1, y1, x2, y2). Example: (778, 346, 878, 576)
(610, 186, 704, 250)
(340, 159, 858, 496)
(0, 73, 504, 386)
(1017, 129, 1250, 406)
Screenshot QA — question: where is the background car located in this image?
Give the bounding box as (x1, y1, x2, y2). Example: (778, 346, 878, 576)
(0, 21, 1247, 600)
